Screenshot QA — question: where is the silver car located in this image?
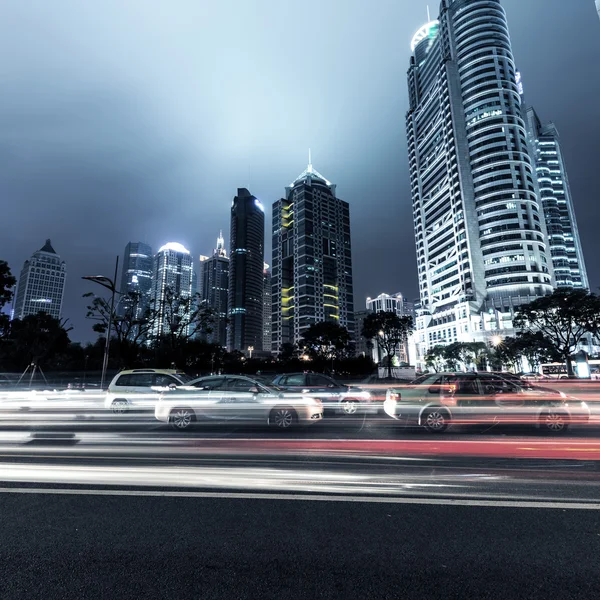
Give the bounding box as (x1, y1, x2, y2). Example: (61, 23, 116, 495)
(383, 372, 590, 434)
(155, 375, 324, 430)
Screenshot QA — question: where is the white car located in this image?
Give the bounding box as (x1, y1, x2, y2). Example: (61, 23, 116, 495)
(104, 369, 193, 413)
(155, 375, 324, 430)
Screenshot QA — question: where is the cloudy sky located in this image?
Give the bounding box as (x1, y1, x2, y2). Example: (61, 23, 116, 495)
(1, 0, 599, 342)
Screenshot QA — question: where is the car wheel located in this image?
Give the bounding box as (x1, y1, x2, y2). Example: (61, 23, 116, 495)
(340, 398, 360, 416)
(269, 406, 297, 430)
(540, 411, 569, 434)
(170, 407, 195, 430)
(111, 399, 129, 414)
(422, 408, 450, 433)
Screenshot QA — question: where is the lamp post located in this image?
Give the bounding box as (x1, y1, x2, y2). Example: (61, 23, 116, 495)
(82, 256, 119, 391)
(248, 346, 254, 359)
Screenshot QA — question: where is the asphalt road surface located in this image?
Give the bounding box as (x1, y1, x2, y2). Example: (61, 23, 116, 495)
(1, 484, 600, 600)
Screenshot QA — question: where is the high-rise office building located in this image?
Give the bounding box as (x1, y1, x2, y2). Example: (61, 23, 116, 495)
(407, 0, 554, 367)
(150, 242, 194, 339)
(118, 242, 153, 318)
(199, 232, 229, 347)
(227, 189, 265, 353)
(366, 292, 415, 320)
(263, 264, 272, 354)
(353, 309, 372, 358)
(596, 0, 600, 21)
(524, 107, 588, 289)
(12, 239, 66, 321)
(272, 158, 355, 352)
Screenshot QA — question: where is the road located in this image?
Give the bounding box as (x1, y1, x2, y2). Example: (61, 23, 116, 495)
(2, 385, 600, 598)
(1, 456, 600, 599)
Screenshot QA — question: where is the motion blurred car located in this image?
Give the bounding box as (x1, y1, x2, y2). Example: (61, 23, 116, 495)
(154, 374, 323, 430)
(104, 369, 193, 413)
(383, 372, 589, 434)
(271, 372, 377, 415)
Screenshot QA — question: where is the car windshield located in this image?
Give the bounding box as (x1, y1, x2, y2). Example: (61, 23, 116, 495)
(175, 373, 194, 384)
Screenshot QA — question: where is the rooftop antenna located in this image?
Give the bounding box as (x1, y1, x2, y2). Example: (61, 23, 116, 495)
(427, 5, 431, 21)
(308, 148, 313, 173)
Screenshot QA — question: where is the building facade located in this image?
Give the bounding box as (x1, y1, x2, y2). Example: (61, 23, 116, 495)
(150, 242, 194, 339)
(272, 159, 355, 352)
(12, 239, 66, 321)
(227, 188, 265, 353)
(263, 264, 272, 354)
(366, 292, 415, 319)
(524, 107, 588, 289)
(353, 309, 372, 358)
(406, 0, 554, 369)
(198, 232, 229, 347)
(118, 242, 153, 319)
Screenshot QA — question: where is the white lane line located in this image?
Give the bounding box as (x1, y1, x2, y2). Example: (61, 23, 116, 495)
(0, 486, 598, 509)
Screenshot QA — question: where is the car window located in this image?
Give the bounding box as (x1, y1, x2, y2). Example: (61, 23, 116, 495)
(442, 375, 479, 395)
(153, 374, 179, 387)
(281, 374, 305, 386)
(308, 374, 334, 387)
(115, 374, 132, 387)
(124, 374, 154, 387)
(481, 376, 520, 394)
(191, 377, 225, 390)
(224, 378, 258, 392)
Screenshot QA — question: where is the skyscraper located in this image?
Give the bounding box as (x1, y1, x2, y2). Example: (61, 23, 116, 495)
(263, 264, 272, 354)
(12, 239, 66, 321)
(118, 242, 153, 318)
(150, 242, 193, 339)
(227, 189, 265, 353)
(596, 0, 600, 21)
(406, 0, 553, 366)
(524, 107, 588, 289)
(272, 158, 355, 352)
(199, 232, 229, 347)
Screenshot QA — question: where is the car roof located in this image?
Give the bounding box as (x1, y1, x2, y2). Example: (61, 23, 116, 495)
(116, 369, 184, 376)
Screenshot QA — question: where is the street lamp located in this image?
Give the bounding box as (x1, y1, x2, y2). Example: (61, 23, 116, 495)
(82, 256, 119, 391)
(491, 335, 502, 347)
(248, 346, 254, 359)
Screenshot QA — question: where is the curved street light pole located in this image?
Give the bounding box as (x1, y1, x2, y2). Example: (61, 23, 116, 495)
(82, 256, 119, 391)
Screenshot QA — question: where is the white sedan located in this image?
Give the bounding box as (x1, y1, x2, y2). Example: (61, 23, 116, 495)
(155, 375, 324, 430)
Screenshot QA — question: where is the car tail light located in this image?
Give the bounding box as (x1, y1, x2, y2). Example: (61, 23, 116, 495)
(390, 391, 401, 401)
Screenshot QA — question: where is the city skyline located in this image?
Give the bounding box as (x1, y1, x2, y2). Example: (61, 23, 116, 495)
(1, 1, 599, 342)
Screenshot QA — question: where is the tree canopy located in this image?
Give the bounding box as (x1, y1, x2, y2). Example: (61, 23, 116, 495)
(362, 311, 413, 378)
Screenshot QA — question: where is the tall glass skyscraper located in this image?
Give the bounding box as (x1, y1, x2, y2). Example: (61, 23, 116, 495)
(227, 189, 265, 353)
(407, 0, 554, 365)
(199, 232, 229, 347)
(271, 159, 354, 352)
(524, 107, 588, 289)
(263, 264, 272, 354)
(118, 242, 153, 318)
(150, 242, 193, 339)
(12, 239, 66, 321)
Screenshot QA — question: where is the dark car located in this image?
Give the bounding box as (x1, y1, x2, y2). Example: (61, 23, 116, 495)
(383, 371, 589, 434)
(271, 372, 377, 416)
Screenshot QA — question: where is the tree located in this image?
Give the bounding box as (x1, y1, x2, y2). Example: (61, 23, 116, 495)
(362, 311, 413, 379)
(513, 288, 600, 377)
(301, 321, 352, 365)
(0, 260, 16, 340)
(5, 313, 72, 370)
(84, 291, 155, 367)
(466, 342, 488, 371)
(515, 331, 558, 372)
(154, 289, 216, 351)
(424, 345, 447, 372)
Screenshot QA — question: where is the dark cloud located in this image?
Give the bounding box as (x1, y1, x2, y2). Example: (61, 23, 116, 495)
(1, 0, 598, 341)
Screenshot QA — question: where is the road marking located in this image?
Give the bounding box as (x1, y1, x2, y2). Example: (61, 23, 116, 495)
(0, 486, 598, 509)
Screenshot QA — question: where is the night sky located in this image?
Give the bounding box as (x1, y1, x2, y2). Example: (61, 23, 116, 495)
(1, 1, 599, 342)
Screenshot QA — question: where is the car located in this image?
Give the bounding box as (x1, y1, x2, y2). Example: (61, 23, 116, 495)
(271, 372, 377, 416)
(104, 369, 193, 413)
(383, 372, 589, 434)
(154, 374, 324, 430)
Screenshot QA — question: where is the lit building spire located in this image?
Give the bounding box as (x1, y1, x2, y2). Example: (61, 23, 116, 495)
(215, 230, 226, 256)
